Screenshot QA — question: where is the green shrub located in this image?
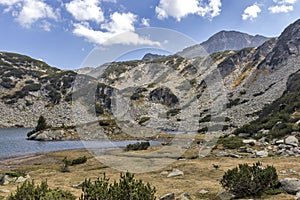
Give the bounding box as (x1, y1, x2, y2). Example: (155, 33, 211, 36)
(80, 172, 156, 200)
(8, 180, 76, 200)
(166, 108, 181, 118)
(199, 115, 211, 123)
(70, 156, 87, 166)
(220, 162, 279, 198)
(218, 137, 244, 149)
(138, 117, 150, 125)
(125, 142, 150, 151)
(197, 127, 208, 133)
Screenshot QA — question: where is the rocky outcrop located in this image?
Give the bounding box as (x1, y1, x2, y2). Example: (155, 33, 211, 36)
(149, 87, 179, 107)
(142, 53, 166, 61)
(28, 128, 79, 141)
(0, 173, 30, 185)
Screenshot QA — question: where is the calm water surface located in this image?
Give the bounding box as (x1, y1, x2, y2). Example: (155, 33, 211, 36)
(0, 128, 158, 160)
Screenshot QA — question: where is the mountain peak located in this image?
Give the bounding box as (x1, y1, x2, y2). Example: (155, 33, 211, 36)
(178, 31, 270, 58)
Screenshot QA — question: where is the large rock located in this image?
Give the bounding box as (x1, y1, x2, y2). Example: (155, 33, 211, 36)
(15, 174, 30, 183)
(254, 150, 268, 158)
(280, 178, 300, 194)
(0, 174, 30, 185)
(167, 169, 184, 178)
(34, 132, 50, 141)
(285, 136, 299, 147)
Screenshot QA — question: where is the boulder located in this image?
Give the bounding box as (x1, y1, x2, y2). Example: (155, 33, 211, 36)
(0, 175, 16, 185)
(167, 169, 184, 178)
(160, 193, 175, 200)
(35, 132, 50, 141)
(15, 174, 30, 183)
(254, 150, 268, 158)
(285, 136, 299, 147)
(280, 178, 300, 194)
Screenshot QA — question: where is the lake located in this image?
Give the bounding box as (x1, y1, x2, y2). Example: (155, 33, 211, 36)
(0, 128, 158, 160)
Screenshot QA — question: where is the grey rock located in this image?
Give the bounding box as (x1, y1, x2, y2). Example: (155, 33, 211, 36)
(275, 139, 285, 145)
(0, 175, 16, 185)
(254, 150, 268, 158)
(15, 175, 30, 183)
(285, 136, 299, 147)
(160, 171, 169, 175)
(215, 190, 235, 200)
(296, 191, 300, 200)
(35, 132, 50, 141)
(176, 192, 190, 200)
(242, 139, 257, 144)
(159, 193, 175, 200)
(0, 189, 10, 193)
(229, 153, 241, 158)
(280, 178, 300, 194)
(199, 189, 209, 194)
(167, 169, 184, 178)
(216, 151, 229, 157)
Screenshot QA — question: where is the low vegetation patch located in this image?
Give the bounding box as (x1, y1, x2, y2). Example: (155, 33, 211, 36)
(8, 180, 76, 200)
(125, 141, 150, 151)
(80, 172, 156, 200)
(221, 162, 279, 198)
(218, 136, 244, 149)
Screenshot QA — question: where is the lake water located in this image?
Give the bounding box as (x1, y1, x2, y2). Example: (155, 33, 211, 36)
(0, 128, 159, 160)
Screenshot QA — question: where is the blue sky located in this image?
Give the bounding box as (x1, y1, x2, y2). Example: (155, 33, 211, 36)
(0, 0, 300, 69)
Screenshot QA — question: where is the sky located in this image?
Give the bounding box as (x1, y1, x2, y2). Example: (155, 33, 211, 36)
(0, 0, 300, 69)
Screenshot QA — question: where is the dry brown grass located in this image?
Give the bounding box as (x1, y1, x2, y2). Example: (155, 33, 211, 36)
(0, 148, 299, 199)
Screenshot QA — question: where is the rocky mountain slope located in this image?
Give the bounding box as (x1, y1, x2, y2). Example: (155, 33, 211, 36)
(0, 52, 78, 127)
(178, 30, 270, 58)
(1, 18, 300, 142)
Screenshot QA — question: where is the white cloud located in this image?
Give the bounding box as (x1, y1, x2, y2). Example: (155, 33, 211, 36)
(16, 0, 59, 28)
(155, 0, 221, 21)
(0, 0, 59, 29)
(0, 0, 22, 6)
(40, 20, 52, 31)
(73, 12, 160, 46)
(242, 4, 261, 20)
(269, 0, 296, 13)
(141, 18, 150, 27)
(268, 4, 293, 13)
(101, 12, 136, 33)
(65, 0, 104, 23)
(273, 0, 297, 4)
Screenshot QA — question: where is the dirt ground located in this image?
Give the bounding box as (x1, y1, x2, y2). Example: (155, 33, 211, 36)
(0, 147, 299, 199)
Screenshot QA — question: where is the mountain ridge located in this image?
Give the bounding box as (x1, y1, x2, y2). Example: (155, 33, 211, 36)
(0, 19, 300, 143)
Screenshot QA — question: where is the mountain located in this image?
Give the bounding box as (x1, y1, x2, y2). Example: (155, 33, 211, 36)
(142, 53, 166, 61)
(0, 52, 79, 127)
(178, 30, 270, 58)
(1, 18, 300, 143)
